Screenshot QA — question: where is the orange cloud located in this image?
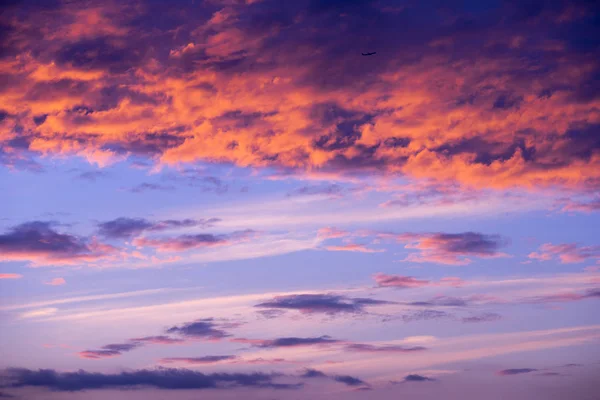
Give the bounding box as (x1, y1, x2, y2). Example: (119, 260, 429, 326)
(1, 0, 598, 192)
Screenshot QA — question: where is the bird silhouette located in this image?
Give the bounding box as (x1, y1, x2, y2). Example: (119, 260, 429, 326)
(362, 52, 376, 56)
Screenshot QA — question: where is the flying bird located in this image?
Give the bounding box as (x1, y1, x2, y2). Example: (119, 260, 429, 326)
(362, 52, 376, 56)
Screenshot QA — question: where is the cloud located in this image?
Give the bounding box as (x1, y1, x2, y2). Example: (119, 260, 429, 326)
(344, 343, 427, 353)
(0, 221, 117, 266)
(407, 296, 470, 307)
(301, 369, 328, 378)
(255, 293, 392, 315)
(324, 244, 384, 253)
(78, 342, 141, 359)
(133, 230, 255, 252)
(497, 368, 538, 376)
(529, 243, 600, 264)
(300, 369, 368, 388)
(76, 170, 109, 182)
(20, 308, 57, 319)
(0, 273, 22, 280)
(128, 183, 175, 193)
(166, 318, 235, 340)
(129, 336, 185, 345)
(522, 288, 600, 304)
(320, 229, 508, 265)
(402, 374, 436, 382)
(400, 310, 451, 322)
(44, 277, 66, 286)
(333, 375, 366, 387)
(461, 313, 502, 323)
(373, 273, 466, 288)
(372, 273, 430, 288)
(232, 335, 340, 348)
(2, 0, 599, 190)
(398, 232, 509, 265)
(159, 356, 236, 365)
(558, 197, 600, 213)
(97, 217, 220, 239)
(287, 184, 343, 198)
(2, 367, 302, 391)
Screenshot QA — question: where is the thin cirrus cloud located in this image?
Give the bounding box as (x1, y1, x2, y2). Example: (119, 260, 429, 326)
(97, 217, 221, 239)
(528, 243, 600, 264)
(254, 293, 393, 315)
(1, 0, 599, 190)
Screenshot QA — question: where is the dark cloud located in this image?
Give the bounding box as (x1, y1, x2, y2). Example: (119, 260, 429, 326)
(2, 367, 302, 391)
(166, 319, 233, 340)
(0, 221, 115, 265)
(344, 343, 427, 353)
(301, 369, 328, 378)
(403, 374, 436, 382)
(255, 293, 392, 315)
(97, 217, 220, 239)
(497, 368, 538, 376)
(333, 375, 366, 387)
(133, 229, 255, 252)
(233, 335, 340, 348)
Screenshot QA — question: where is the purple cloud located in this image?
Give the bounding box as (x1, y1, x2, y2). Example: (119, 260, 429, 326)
(166, 319, 233, 340)
(159, 356, 237, 365)
(2, 368, 302, 391)
(232, 335, 340, 348)
(255, 293, 392, 315)
(344, 343, 427, 353)
(497, 368, 538, 376)
(97, 217, 220, 239)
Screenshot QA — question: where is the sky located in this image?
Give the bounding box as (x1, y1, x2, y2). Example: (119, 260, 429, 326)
(0, 0, 599, 398)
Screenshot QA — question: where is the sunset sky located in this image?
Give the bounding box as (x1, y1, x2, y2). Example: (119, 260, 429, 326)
(0, 0, 599, 399)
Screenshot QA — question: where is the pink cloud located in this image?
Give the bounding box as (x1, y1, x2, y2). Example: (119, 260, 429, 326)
(0, 273, 23, 279)
(45, 277, 66, 286)
(373, 273, 466, 288)
(325, 244, 384, 253)
(529, 243, 600, 264)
